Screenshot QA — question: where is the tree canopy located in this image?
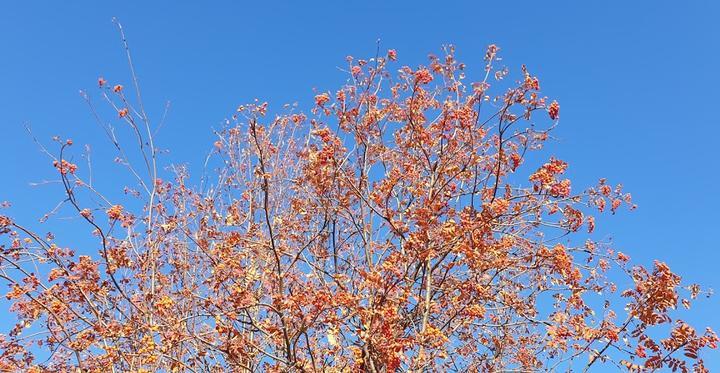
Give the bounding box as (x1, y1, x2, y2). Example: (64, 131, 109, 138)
(0, 36, 716, 372)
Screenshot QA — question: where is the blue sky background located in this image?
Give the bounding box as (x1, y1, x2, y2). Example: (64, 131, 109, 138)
(1, 1, 719, 368)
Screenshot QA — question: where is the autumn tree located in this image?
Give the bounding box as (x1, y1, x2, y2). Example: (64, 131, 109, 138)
(0, 25, 717, 372)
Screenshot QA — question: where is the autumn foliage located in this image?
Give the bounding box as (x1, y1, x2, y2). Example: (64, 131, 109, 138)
(0, 30, 716, 372)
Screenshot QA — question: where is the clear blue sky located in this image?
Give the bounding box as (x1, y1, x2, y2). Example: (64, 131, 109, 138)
(1, 1, 719, 368)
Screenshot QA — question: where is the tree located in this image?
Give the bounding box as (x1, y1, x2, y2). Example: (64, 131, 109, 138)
(0, 27, 716, 372)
